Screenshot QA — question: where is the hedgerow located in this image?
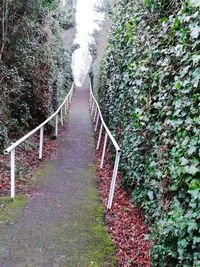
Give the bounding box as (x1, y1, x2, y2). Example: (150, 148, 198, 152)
(96, 0, 200, 265)
(0, 0, 74, 152)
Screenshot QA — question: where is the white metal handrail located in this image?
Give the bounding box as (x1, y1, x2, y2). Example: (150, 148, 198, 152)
(4, 83, 75, 198)
(89, 81, 121, 210)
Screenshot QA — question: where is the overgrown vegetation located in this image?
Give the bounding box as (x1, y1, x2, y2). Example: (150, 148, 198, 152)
(0, 0, 75, 152)
(96, 0, 200, 265)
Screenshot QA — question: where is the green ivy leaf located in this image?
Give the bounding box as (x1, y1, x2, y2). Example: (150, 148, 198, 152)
(189, 179, 200, 190)
(185, 165, 199, 175)
(191, 67, 200, 87)
(192, 54, 200, 65)
(175, 81, 182, 89)
(188, 221, 198, 232)
(180, 157, 189, 166)
(147, 190, 154, 201)
(190, 24, 200, 39)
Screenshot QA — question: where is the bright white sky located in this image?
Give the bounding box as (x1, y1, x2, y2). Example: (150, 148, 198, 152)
(72, 0, 104, 86)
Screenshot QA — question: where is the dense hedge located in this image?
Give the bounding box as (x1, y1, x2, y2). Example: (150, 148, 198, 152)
(96, 0, 200, 265)
(0, 0, 74, 152)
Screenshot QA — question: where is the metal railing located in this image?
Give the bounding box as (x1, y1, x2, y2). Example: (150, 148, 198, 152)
(89, 82, 121, 210)
(4, 83, 74, 199)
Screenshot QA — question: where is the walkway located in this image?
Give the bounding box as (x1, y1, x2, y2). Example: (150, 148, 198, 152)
(0, 87, 116, 267)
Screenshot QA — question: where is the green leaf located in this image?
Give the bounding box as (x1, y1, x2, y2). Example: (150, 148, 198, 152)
(191, 67, 200, 88)
(185, 165, 199, 175)
(180, 66, 190, 78)
(188, 221, 198, 232)
(188, 145, 196, 155)
(180, 157, 189, 166)
(175, 81, 182, 89)
(190, 25, 200, 39)
(147, 190, 154, 201)
(193, 236, 200, 245)
(189, 179, 200, 190)
(192, 54, 200, 65)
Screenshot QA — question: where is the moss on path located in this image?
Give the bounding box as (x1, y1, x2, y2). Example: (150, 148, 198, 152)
(0, 195, 27, 226)
(0, 87, 116, 267)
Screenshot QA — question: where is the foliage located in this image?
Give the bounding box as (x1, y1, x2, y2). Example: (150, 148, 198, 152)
(96, 0, 200, 265)
(144, 0, 181, 15)
(0, 0, 74, 152)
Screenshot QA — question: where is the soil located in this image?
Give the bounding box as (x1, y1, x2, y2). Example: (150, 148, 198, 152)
(94, 134, 151, 267)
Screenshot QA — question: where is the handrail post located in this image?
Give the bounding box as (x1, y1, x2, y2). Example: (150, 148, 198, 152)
(69, 85, 73, 103)
(89, 76, 121, 210)
(91, 100, 95, 116)
(89, 92, 92, 108)
(93, 106, 98, 122)
(97, 123, 103, 150)
(11, 148, 16, 199)
(100, 133, 108, 169)
(67, 98, 69, 110)
(61, 108, 64, 126)
(55, 115, 58, 137)
(4, 83, 74, 199)
(64, 102, 67, 115)
(39, 126, 44, 160)
(70, 91, 72, 104)
(95, 113, 100, 132)
(107, 151, 121, 209)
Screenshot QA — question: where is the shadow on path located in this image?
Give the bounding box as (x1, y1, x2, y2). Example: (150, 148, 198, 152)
(0, 87, 116, 267)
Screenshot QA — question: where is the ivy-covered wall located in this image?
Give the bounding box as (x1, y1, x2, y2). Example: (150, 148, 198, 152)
(96, 0, 200, 265)
(0, 0, 75, 152)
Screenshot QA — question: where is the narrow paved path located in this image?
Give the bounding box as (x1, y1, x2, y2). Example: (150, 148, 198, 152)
(0, 87, 116, 267)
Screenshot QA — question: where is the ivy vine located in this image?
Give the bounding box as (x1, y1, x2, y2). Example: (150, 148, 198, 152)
(96, 0, 200, 265)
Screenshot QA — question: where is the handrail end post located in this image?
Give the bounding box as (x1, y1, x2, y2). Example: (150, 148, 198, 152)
(10, 148, 16, 199)
(39, 126, 44, 160)
(55, 115, 58, 137)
